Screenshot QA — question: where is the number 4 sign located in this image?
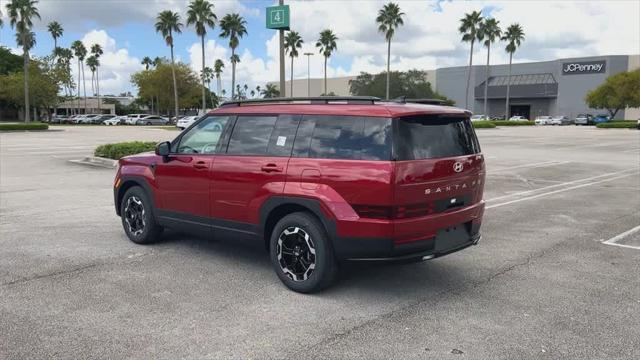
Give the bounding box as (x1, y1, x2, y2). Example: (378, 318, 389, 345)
(266, 5, 290, 30)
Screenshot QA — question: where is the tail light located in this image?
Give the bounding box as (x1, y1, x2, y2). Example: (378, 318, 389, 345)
(352, 203, 436, 220)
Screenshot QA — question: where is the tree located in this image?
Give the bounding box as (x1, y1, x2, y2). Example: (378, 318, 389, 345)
(479, 17, 501, 116)
(52, 47, 75, 100)
(284, 31, 303, 97)
(141, 56, 153, 70)
(86, 55, 98, 96)
(71, 40, 86, 114)
(315, 29, 338, 95)
(260, 83, 280, 98)
(0, 46, 23, 74)
(585, 69, 640, 119)
(213, 58, 224, 96)
(459, 10, 483, 110)
(201, 66, 214, 107)
(47, 21, 62, 53)
(6, 0, 41, 122)
(349, 69, 453, 104)
(90, 43, 103, 111)
(376, 2, 404, 100)
(0, 59, 60, 118)
(155, 10, 183, 117)
(502, 23, 524, 119)
(187, 0, 216, 112)
(219, 13, 247, 99)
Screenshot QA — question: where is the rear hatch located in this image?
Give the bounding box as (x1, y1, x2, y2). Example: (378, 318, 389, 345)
(392, 114, 485, 243)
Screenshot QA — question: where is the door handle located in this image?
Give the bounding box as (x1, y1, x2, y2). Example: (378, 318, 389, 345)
(193, 161, 208, 170)
(261, 164, 283, 173)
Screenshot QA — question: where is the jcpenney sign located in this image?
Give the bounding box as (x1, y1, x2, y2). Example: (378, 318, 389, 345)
(562, 60, 606, 75)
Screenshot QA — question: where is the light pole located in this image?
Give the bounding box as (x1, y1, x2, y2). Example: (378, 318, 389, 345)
(304, 52, 313, 97)
(279, 0, 286, 98)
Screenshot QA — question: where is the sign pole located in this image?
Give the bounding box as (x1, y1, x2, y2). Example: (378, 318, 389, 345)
(279, 0, 286, 97)
(304, 52, 313, 97)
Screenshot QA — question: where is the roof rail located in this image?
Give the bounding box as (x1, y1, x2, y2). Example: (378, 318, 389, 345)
(219, 96, 381, 107)
(404, 98, 449, 105)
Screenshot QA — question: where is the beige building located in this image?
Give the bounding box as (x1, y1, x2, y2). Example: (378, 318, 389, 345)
(55, 97, 115, 115)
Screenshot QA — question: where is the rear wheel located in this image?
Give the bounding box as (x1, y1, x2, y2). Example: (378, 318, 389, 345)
(120, 186, 163, 244)
(269, 212, 338, 293)
(146, 121, 152, 125)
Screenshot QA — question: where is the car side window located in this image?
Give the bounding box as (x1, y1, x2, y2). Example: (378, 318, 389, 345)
(266, 115, 300, 157)
(227, 116, 278, 155)
(176, 116, 231, 154)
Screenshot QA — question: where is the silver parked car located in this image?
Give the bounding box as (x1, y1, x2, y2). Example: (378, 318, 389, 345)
(549, 116, 571, 125)
(135, 115, 169, 125)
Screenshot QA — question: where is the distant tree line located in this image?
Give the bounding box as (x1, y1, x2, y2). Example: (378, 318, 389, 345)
(349, 70, 453, 105)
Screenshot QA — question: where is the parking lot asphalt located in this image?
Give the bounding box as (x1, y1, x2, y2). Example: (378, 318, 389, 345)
(1, 125, 639, 359)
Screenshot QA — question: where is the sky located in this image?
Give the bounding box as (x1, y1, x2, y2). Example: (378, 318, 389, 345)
(0, 0, 638, 96)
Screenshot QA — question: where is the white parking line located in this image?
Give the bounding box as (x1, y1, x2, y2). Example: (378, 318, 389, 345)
(486, 172, 638, 209)
(486, 169, 637, 202)
(490, 161, 569, 172)
(601, 225, 640, 250)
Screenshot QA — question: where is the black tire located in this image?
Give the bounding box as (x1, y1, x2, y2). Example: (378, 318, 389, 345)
(269, 212, 338, 293)
(146, 121, 152, 125)
(120, 186, 163, 244)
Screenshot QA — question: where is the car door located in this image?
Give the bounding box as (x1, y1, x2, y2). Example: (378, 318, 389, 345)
(154, 115, 234, 225)
(211, 114, 299, 234)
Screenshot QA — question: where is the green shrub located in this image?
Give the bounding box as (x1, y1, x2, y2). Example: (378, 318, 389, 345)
(490, 120, 535, 126)
(472, 121, 496, 128)
(596, 121, 638, 129)
(0, 122, 49, 131)
(94, 141, 157, 160)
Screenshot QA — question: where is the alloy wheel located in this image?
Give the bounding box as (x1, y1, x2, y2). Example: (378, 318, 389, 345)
(277, 226, 316, 281)
(124, 196, 146, 236)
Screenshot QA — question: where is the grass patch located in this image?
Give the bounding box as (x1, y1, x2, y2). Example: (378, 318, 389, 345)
(94, 141, 157, 160)
(472, 121, 496, 128)
(150, 125, 181, 131)
(596, 121, 638, 129)
(0, 122, 49, 131)
(490, 120, 535, 126)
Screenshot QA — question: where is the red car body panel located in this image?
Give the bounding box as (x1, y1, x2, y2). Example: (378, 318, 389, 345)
(115, 102, 484, 260)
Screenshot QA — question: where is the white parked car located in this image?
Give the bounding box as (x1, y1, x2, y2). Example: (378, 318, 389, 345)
(534, 116, 552, 125)
(177, 116, 199, 129)
(549, 116, 571, 126)
(76, 114, 100, 124)
(470, 114, 490, 122)
(125, 114, 150, 125)
(103, 116, 122, 125)
(509, 115, 528, 121)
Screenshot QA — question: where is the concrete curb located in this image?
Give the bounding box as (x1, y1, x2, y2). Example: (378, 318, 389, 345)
(69, 156, 118, 169)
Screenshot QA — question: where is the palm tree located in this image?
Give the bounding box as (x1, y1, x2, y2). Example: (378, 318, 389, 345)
(284, 31, 303, 97)
(202, 66, 214, 107)
(459, 10, 484, 109)
(155, 10, 183, 118)
(90, 44, 103, 111)
(315, 29, 338, 95)
(479, 18, 501, 116)
(141, 56, 153, 70)
(219, 13, 247, 99)
(187, 0, 216, 112)
(153, 56, 163, 67)
(502, 24, 525, 119)
(213, 58, 224, 96)
(250, 89, 255, 98)
(6, 0, 41, 122)
(47, 21, 62, 55)
(376, 2, 404, 100)
(86, 55, 98, 96)
(71, 40, 87, 114)
(261, 84, 280, 98)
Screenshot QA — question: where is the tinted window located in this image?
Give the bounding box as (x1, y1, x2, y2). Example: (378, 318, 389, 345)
(266, 115, 299, 156)
(227, 116, 277, 155)
(295, 115, 391, 160)
(394, 115, 480, 160)
(176, 116, 231, 154)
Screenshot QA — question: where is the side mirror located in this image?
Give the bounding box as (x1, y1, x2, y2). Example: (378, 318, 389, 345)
(155, 141, 171, 157)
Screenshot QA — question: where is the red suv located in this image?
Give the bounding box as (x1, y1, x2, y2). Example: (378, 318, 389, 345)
(114, 97, 485, 292)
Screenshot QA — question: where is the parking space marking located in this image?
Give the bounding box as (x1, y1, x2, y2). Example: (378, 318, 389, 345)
(486, 169, 637, 202)
(601, 225, 640, 250)
(490, 161, 570, 172)
(486, 172, 638, 209)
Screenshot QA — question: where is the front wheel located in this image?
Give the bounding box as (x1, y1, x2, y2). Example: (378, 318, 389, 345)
(269, 212, 338, 293)
(120, 186, 163, 244)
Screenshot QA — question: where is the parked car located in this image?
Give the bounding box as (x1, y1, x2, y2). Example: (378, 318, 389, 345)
(549, 116, 571, 126)
(113, 97, 485, 292)
(491, 115, 506, 121)
(176, 115, 199, 129)
(76, 114, 100, 124)
(637, 119, 640, 130)
(49, 115, 68, 124)
(65, 115, 79, 124)
(574, 114, 593, 126)
(135, 115, 169, 125)
(534, 116, 552, 125)
(470, 114, 490, 122)
(125, 114, 150, 125)
(593, 114, 611, 124)
(509, 115, 528, 121)
(92, 114, 115, 124)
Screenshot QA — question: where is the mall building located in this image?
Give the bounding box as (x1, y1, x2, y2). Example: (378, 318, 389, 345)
(280, 54, 639, 120)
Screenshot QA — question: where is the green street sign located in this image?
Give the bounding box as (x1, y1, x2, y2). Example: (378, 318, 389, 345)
(266, 5, 290, 30)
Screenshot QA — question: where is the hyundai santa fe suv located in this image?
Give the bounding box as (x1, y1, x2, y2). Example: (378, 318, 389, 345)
(113, 97, 486, 292)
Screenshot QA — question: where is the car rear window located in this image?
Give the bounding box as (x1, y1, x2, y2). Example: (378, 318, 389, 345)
(393, 115, 480, 160)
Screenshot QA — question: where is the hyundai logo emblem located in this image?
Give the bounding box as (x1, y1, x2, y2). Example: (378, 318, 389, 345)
(453, 162, 464, 173)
